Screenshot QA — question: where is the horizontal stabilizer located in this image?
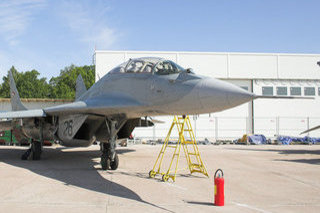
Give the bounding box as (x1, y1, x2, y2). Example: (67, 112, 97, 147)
(0, 109, 45, 119)
(300, 125, 320, 135)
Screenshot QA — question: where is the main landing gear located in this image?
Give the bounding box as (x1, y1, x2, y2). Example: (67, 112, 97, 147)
(21, 119, 44, 161)
(21, 139, 42, 160)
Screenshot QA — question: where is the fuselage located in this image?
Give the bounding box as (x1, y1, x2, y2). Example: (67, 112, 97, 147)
(80, 57, 254, 118)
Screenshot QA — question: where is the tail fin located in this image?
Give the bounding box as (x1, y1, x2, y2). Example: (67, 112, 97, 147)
(9, 70, 27, 111)
(75, 74, 87, 100)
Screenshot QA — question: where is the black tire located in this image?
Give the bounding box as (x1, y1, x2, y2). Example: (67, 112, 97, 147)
(32, 142, 42, 160)
(21, 149, 31, 160)
(110, 153, 119, 170)
(101, 155, 110, 170)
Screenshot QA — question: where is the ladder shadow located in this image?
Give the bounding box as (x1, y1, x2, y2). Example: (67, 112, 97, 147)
(184, 200, 214, 206)
(178, 173, 208, 179)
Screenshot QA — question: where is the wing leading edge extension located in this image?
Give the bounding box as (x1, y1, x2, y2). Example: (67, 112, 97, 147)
(44, 94, 143, 116)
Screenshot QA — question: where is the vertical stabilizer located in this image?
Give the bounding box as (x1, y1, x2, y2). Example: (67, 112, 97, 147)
(9, 70, 27, 111)
(75, 74, 87, 100)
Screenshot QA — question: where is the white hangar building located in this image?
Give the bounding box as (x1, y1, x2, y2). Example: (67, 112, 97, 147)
(94, 50, 320, 140)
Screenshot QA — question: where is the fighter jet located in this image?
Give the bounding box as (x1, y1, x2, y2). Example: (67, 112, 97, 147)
(0, 57, 309, 170)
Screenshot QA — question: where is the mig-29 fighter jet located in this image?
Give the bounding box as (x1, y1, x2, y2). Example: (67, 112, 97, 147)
(0, 57, 307, 170)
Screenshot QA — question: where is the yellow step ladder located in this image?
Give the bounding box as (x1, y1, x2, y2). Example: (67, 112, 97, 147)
(149, 115, 209, 182)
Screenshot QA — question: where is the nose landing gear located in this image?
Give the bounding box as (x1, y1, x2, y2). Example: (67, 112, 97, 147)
(100, 117, 125, 171)
(100, 142, 119, 170)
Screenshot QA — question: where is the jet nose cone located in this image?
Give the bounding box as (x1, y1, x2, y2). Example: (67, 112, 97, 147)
(227, 84, 254, 107)
(198, 78, 254, 112)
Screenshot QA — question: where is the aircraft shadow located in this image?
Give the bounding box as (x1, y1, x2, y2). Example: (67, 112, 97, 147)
(0, 146, 171, 212)
(227, 147, 320, 155)
(226, 147, 320, 165)
(184, 200, 213, 206)
(274, 158, 320, 165)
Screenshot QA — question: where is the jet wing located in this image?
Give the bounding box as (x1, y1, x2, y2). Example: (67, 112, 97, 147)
(0, 109, 45, 119)
(44, 95, 143, 116)
(300, 125, 320, 135)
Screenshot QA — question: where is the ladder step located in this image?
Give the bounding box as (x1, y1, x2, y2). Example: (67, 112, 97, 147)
(183, 141, 194, 144)
(191, 164, 201, 168)
(191, 169, 203, 173)
(188, 152, 197, 155)
(167, 145, 177, 148)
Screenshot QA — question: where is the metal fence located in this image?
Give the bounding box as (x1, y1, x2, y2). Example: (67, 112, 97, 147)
(132, 116, 320, 141)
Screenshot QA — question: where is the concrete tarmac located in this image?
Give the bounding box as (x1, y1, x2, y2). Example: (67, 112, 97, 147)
(0, 144, 319, 213)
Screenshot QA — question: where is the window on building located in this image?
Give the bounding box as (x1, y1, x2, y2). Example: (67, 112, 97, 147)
(262, 86, 273, 96)
(304, 87, 315, 96)
(290, 87, 301, 96)
(240, 86, 249, 91)
(318, 87, 320, 96)
(276, 87, 287, 96)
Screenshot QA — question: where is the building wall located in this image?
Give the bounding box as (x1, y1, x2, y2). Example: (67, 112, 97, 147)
(95, 50, 320, 140)
(95, 51, 320, 80)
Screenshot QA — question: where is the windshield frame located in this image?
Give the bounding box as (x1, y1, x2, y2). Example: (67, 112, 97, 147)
(108, 58, 185, 75)
(153, 60, 184, 75)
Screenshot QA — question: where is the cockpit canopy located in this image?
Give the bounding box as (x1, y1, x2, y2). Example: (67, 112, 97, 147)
(109, 57, 185, 75)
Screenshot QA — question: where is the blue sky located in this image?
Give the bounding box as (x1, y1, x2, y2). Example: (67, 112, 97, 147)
(0, 0, 319, 79)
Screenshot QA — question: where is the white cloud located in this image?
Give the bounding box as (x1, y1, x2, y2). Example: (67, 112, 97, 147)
(0, 0, 46, 45)
(59, 1, 117, 49)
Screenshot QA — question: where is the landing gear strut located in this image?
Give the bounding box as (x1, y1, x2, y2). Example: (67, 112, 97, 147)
(21, 140, 42, 160)
(100, 118, 125, 170)
(21, 119, 44, 161)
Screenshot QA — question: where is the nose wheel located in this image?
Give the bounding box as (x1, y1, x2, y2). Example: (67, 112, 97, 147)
(100, 142, 119, 170)
(100, 116, 126, 171)
(110, 153, 119, 170)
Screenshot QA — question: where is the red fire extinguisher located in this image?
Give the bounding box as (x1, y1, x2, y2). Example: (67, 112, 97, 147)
(214, 169, 224, 206)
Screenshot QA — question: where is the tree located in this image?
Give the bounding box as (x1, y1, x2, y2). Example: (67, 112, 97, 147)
(0, 64, 95, 99)
(49, 65, 95, 99)
(0, 66, 50, 98)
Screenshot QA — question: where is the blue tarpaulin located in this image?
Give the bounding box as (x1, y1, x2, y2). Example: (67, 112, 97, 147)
(277, 136, 320, 145)
(248, 134, 267, 145)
